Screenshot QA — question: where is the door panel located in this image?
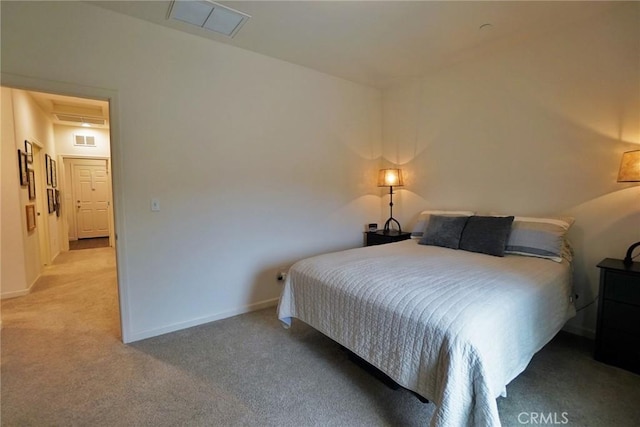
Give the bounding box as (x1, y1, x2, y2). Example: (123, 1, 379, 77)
(92, 169, 110, 234)
(73, 161, 110, 239)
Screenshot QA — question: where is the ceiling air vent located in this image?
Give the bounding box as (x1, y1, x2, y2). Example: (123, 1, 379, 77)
(55, 114, 105, 126)
(168, 0, 250, 38)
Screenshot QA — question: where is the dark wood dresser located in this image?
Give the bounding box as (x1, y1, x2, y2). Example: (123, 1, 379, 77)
(594, 258, 640, 374)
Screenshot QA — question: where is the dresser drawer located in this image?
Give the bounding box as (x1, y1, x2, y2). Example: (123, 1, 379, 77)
(603, 271, 640, 305)
(601, 300, 640, 336)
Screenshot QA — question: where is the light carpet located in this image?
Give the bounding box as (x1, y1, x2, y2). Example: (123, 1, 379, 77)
(1, 247, 639, 426)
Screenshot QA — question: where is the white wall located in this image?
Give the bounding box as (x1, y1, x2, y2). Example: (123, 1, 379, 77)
(13, 90, 62, 266)
(8, 1, 628, 341)
(381, 3, 640, 337)
(1, 87, 28, 297)
(1, 87, 62, 297)
(0, 2, 382, 341)
(54, 125, 111, 158)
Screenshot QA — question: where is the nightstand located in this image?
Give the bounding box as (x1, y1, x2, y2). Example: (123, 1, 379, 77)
(365, 230, 411, 247)
(594, 258, 640, 374)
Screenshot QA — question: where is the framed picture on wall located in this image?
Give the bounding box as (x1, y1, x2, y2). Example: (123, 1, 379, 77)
(24, 140, 33, 164)
(51, 159, 57, 188)
(28, 169, 36, 200)
(47, 188, 55, 214)
(18, 150, 28, 186)
(26, 205, 36, 231)
(45, 154, 52, 186)
(55, 189, 61, 217)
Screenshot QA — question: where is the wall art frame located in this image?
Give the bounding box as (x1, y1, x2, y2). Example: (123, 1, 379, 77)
(47, 188, 55, 214)
(24, 140, 33, 164)
(26, 204, 36, 231)
(18, 149, 28, 186)
(55, 189, 61, 217)
(28, 169, 36, 200)
(45, 154, 52, 186)
(51, 159, 57, 188)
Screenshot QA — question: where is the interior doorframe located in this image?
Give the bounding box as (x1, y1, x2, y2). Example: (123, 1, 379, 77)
(62, 156, 115, 249)
(29, 142, 51, 269)
(29, 140, 50, 267)
(2, 72, 132, 343)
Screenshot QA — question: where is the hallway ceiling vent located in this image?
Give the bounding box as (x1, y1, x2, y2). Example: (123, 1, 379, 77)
(74, 134, 96, 147)
(168, 0, 251, 38)
(55, 114, 106, 126)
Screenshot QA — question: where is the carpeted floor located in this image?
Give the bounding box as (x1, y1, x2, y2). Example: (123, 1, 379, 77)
(1, 248, 639, 426)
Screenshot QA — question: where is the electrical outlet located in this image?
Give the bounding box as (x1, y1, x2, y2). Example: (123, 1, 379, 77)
(151, 198, 160, 212)
(277, 271, 287, 281)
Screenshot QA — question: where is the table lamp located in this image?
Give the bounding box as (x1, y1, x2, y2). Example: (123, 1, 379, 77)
(377, 168, 404, 233)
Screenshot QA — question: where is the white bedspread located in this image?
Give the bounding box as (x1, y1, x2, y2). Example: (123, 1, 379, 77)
(277, 240, 575, 427)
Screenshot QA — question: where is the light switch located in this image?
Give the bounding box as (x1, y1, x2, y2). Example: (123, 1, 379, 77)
(151, 198, 160, 212)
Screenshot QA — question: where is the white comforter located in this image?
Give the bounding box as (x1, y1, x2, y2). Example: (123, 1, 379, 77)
(278, 240, 575, 427)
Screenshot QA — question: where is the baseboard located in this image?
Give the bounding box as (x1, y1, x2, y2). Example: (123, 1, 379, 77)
(1, 274, 40, 300)
(562, 324, 595, 340)
(1, 288, 30, 299)
(125, 297, 280, 343)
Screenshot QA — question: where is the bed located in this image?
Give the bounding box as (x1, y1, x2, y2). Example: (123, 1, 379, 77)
(277, 214, 575, 427)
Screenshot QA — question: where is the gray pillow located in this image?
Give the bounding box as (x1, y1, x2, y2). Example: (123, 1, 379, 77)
(418, 215, 469, 249)
(459, 215, 515, 257)
(410, 210, 475, 239)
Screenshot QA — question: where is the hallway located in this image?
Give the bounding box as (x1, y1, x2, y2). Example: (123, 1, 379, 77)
(1, 247, 119, 338)
(1, 247, 121, 422)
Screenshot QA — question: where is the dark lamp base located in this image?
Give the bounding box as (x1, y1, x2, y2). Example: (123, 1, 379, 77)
(624, 241, 640, 266)
(383, 217, 402, 233)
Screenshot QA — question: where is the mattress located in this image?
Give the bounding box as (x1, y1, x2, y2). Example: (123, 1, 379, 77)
(277, 239, 575, 427)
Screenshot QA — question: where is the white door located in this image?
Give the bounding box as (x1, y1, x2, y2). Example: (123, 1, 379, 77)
(73, 161, 110, 239)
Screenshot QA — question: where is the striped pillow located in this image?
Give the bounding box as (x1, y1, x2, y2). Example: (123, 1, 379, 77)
(505, 216, 574, 262)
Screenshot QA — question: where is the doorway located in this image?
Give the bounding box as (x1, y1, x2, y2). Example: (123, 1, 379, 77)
(1, 80, 126, 341)
(64, 157, 115, 246)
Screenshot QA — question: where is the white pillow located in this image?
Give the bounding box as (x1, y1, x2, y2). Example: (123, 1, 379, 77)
(410, 210, 475, 239)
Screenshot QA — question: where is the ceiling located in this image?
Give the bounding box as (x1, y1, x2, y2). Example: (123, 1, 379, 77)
(91, 0, 617, 88)
(29, 90, 110, 129)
